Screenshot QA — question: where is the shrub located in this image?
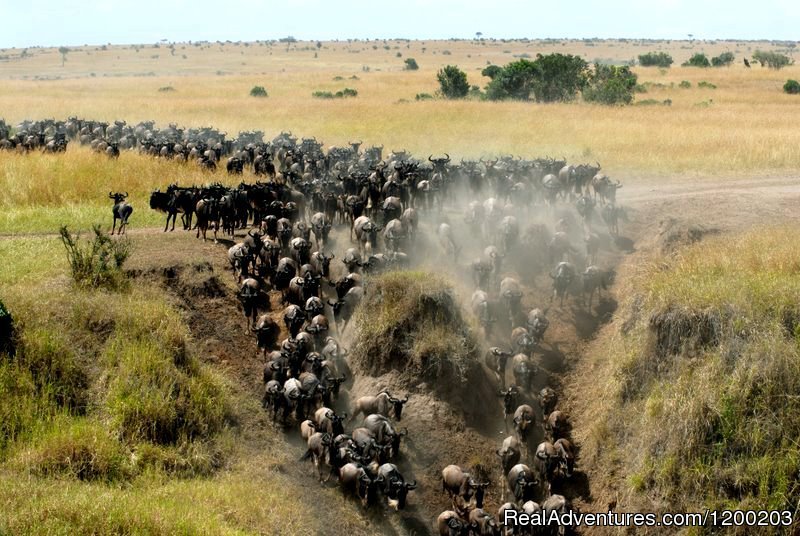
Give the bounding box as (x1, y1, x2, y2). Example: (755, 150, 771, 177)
(638, 51, 673, 68)
(157, 86, 175, 92)
(485, 54, 588, 102)
(481, 64, 502, 79)
(59, 225, 131, 289)
(249, 85, 267, 97)
(682, 53, 710, 67)
(485, 59, 538, 100)
(583, 63, 638, 105)
(698, 81, 717, 89)
(784, 79, 800, 94)
(404, 57, 418, 70)
(711, 51, 734, 67)
(436, 65, 469, 99)
(415, 93, 434, 101)
(679, 80, 691, 88)
(312, 88, 357, 99)
(753, 50, 793, 69)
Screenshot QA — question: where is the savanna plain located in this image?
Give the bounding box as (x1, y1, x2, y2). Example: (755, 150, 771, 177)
(1, 37, 800, 535)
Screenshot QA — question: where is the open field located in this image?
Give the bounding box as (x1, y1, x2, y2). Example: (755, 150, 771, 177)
(1, 38, 799, 176)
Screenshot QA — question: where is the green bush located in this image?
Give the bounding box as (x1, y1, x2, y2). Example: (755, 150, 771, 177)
(59, 226, 131, 289)
(638, 52, 673, 68)
(679, 80, 691, 88)
(415, 93, 434, 101)
(485, 54, 588, 102)
(583, 63, 638, 105)
(711, 51, 734, 67)
(436, 65, 469, 99)
(753, 50, 793, 69)
(784, 79, 800, 94)
(312, 88, 357, 99)
(698, 81, 717, 89)
(481, 64, 502, 79)
(404, 58, 418, 70)
(682, 53, 710, 67)
(249, 85, 267, 97)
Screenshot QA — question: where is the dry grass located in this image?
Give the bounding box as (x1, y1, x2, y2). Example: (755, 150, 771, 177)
(0, 39, 799, 179)
(571, 226, 800, 531)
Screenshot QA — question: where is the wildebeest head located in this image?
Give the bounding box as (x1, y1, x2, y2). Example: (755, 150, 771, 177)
(513, 473, 539, 503)
(388, 394, 410, 421)
(109, 191, 128, 204)
(501, 387, 518, 416)
(388, 477, 417, 510)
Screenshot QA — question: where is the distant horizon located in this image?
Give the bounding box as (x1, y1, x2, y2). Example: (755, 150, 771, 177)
(2, 36, 798, 51)
(3, 0, 798, 50)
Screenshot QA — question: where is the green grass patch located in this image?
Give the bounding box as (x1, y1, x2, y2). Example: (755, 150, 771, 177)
(575, 226, 800, 524)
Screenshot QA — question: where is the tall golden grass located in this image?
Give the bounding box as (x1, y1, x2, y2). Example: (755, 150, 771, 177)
(0, 39, 799, 179)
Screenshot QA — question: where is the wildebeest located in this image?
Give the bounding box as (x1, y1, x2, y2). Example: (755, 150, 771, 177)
(554, 438, 575, 479)
(468, 508, 501, 536)
(582, 265, 608, 307)
(377, 463, 417, 510)
(550, 262, 576, 307)
(109, 192, 133, 235)
(484, 347, 512, 389)
(513, 404, 536, 447)
(339, 462, 382, 508)
(441, 465, 489, 509)
(538, 387, 558, 416)
(545, 410, 569, 441)
(506, 464, 539, 504)
(496, 435, 522, 476)
(353, 216, 381, 256)
(328, 285, 363, 333)
(437, 510, 470, 536)
(534, 441, 559, 493)
(350, 390, 409, 422)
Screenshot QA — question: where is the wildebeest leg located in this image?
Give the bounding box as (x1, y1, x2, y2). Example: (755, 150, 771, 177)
(111, 216, 117, 235)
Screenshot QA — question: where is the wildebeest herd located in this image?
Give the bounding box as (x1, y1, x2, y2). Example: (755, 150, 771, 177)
(5, 116, 627, 534)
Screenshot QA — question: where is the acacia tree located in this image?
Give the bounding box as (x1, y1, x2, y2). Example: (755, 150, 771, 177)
(485, 54, 588, 102)
(437, 65, 469, 99)
(58, 46, 69, 66)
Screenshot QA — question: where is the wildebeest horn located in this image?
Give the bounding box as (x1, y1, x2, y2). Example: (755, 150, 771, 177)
(443, 153, 450, 162)
(596, 161, 601, 169)
(402, 394, 409, 403)
(108, 191, 114, 198)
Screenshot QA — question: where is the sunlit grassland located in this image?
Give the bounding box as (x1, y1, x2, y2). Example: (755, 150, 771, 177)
(0, 231, 373, 535)
(571, 227, 800, 527)
(0, 39, 799, 181)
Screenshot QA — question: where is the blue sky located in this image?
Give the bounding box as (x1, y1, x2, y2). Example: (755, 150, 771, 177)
(1, 0, 797, 48)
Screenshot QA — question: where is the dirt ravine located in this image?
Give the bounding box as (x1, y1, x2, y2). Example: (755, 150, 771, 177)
(12, 173, 800, 535)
